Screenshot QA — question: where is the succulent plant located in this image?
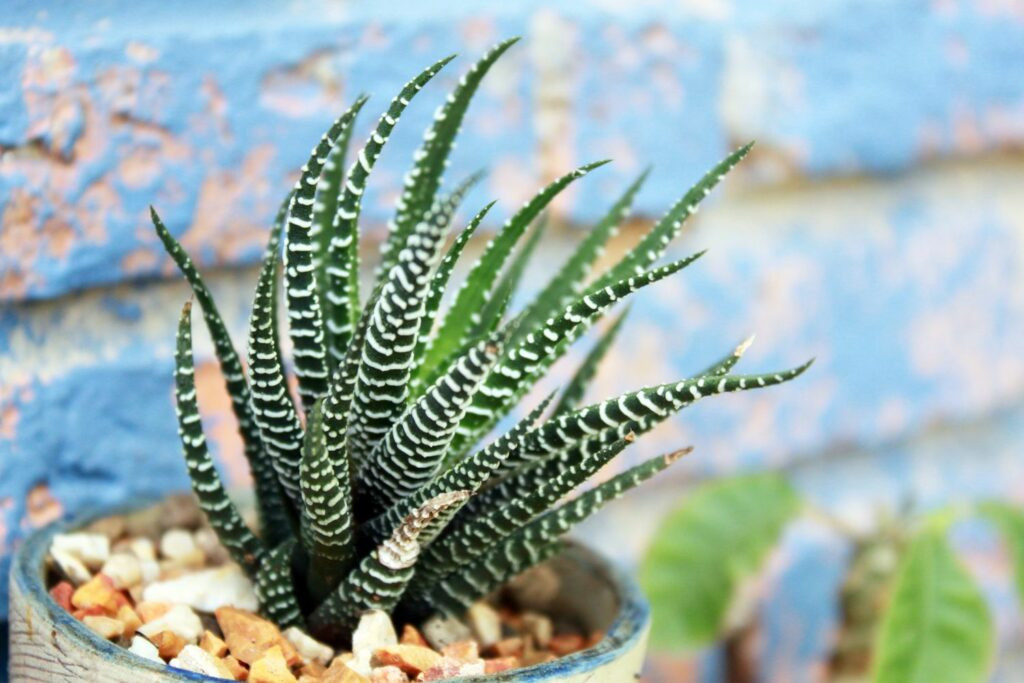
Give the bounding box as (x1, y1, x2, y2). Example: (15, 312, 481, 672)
(155, 38, 810, 642)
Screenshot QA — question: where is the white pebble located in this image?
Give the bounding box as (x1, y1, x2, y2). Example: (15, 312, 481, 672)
(466, 602, 502, 647)
(50, 547, 92, 585)
(168, 644, 233, 677)
(128, 635, 162, 663)
(142, 564, 258, 612)
(283, 626, 334, 665)
(51, 533, 110, 570)
(137, 604, 204, 642)
(422, 613, 472, 651)
(159, 529, 199, 560)
(350, 609, 397, 675)
(128, 537, 157, 562)
(139, 559, 161, 584)
(100, 553, 142, 589)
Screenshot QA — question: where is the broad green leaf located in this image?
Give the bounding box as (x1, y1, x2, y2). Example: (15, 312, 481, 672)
(871, 529, 992, 683)
(639, 474, 800, 650)
(979, 501, 1024, 609)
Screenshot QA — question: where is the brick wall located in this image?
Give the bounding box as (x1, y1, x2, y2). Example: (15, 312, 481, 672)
(4, 1, 1024, 678)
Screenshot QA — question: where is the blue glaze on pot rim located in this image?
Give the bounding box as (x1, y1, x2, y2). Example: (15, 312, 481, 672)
(12, 499, 651, 681)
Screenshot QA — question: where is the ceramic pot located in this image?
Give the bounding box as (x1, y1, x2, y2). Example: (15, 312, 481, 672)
(8, 499, 650, 681)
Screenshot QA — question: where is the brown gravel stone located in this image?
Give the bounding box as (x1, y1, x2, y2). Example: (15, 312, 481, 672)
(299, 660, 327, 677)
(201, 629, 229, 657)
(520, 611, 553, 648)
(548, 633, 586, 656)
(151, 629, 187, 659)
(222, 654, 249, 680)
(117, 604, 142, 638)
(419, 657, 485, 680)
(465, 602, 501, 647)
(83, 615, 125, 640)
(216, 606, 301, 666)
(368, 665, 408, 682)
(136, 600, 171, 623)
(439, 640, 479, 663)
(489, 636, 524, 658)
(49, 581, 73, 611)
(71, 574, 120, 613)
(248, 644, 297, 683)
(398, 624, 428, 648)
(520, 650, 557, 667)
(321, 655, 370, 682)
(372, 644, 441, 676)
(483, 656, 520, 673)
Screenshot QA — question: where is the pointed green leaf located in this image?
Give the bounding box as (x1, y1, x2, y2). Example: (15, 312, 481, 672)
(421, 161, 610, 378)
(425, 447, 688, 615)
(362, 393, 555, 544)
(639, 474, 800, 650)
(696, 334, 756, 377)
(552, 307, 630, 416)
(411, 437, 635, 593)
(449, 250, 706, 457)
(153, 208, 292, 545)
(357, 335, 502, 513)
(255, 539, 303, 628)
(172, 301, 264, 576)
(522, 360, 814, 459)
(346, 178, 467, 466)
(324, 55, 455, 369)
(593, 144, 752, 290)
(514, 169, 648, 342)
(470, 214, 548, 339)
(410, 200, 495, 397)
(285, 98, 369, 411)
(871, 530, 992, 683)
(247, 249, 305, 509)
(300, 399, 355, 582)
(309, 491, 469, 634)
(378, 38, 519, 279)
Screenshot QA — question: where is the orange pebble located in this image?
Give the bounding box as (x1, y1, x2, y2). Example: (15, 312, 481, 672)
(49, 581, 74, 612)
(71, 574, 119, 614)
(548, 633, 586, 656)
(399, 624, 429, 648)
(117, 604, 142, 639)
(484, 656, 519, 673)
(150, 630, 187, 659)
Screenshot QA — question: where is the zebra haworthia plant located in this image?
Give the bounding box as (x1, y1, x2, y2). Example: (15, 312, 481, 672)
(157, 38, 810, 643)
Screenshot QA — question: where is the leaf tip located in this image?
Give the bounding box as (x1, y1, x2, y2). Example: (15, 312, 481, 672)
(735, 334, 756, 357)
(664, 446, 693, 465)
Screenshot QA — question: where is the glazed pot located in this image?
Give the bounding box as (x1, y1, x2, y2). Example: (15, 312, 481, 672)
(8, 499, 650, 682)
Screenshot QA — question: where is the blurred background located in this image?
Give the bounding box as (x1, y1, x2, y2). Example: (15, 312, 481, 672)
(2, 0, 1024, 680)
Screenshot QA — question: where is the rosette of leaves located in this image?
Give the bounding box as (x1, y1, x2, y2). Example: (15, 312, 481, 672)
(156, 38, 810, 642)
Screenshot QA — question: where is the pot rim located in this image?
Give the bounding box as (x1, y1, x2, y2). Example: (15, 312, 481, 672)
(11, 497, 650, 681)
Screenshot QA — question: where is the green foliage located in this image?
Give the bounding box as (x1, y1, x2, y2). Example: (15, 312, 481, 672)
(158, 39, 808, 641)
(871, 529, 992, 683)
(978, 501, 1024, 609)
(639, 474, 800, 650)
